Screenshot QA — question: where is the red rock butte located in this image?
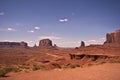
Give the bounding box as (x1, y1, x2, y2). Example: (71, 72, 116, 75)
(104, 29, 120, 46)
(39, 39, 54, 48)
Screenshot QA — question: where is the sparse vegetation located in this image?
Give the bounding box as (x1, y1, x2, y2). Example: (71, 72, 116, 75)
(0, 66, 20, 77)
(88, 63, 93, 66)
(24, 69, 30, 73)
(0, 68, 7, 77)
(18, 65, 30, 69)
(63, 64, 81, 69)
(109, 61, 120, 64)
(32, 65, 46, 71)
(98, 61, 106, 65)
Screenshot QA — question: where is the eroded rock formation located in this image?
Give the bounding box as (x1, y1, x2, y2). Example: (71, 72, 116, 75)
(0, 41, 28, 48)
(104, 29, 120, 45)
(39, 39, 53, 48)
(80, 41, 85, 47)
(69, 53, 120, 62)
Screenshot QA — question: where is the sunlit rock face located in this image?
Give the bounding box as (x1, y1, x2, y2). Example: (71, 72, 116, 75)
(104, 29, 120, 46)
(39, 39, 53, 48)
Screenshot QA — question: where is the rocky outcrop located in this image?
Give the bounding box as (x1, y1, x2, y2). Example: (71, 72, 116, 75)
(54, 44, 58, 48)
(39, 39, 53, 48)
(80, 41, 85, 47)
(104, 29, 120, 45)
(75, 41, 85, 49)
(0, 41, 28, 48)
(33, 44, 37, 47)
(69, 54, 120, 63)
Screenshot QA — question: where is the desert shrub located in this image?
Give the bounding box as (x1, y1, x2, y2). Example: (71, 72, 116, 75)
(32, 65, 46, 71)
(0, 66, 19, 77)
(75, 64, 81, 67)
(19, 65, 30, 69)
(88, 63, 93, 66)
(63, 64, 81, 69)
(101, 61, 106, 64)
(99, 61, 106, 64)
(24, 70, 30, 73)
(52, 63, 61, 69)
(0, 68, 7, 77)
(110, 61, 120, 64)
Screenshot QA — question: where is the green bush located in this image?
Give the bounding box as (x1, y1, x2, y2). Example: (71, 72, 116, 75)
(0, 66, 20, 77)
(0, 68, 7, 77)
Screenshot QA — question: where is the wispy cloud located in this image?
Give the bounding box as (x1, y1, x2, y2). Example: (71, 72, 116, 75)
(85, 38, 105, 45)
(34, 27, 40, 30)
(0, 40, 13, 42)
(54, 40, 80, 47)
(88, 40, 96, 42)
(100, 37, 105, 40)
(59, 18, 68, 22)
(28, 30, 34, 33)
(0, 27, 16, 31)
(27, 26, 40, 33)
(0, 12, 4, 16)
(39, 36, 61, 40)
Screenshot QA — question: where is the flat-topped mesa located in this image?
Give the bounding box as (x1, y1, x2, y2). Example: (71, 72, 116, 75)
(0, 41, 28, 48)
(39, 39, 54, 48)
(104, 29, 120, 46)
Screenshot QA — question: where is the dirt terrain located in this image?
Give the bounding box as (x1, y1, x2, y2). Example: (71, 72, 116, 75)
(0, 63, 120, 80)
(0, 45, 120, 80)
(0, 45, 120, 67)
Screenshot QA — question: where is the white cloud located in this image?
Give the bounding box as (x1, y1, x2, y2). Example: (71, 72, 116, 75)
(59, 18, 68, 22)
(39, 36, 61, 40)
(0, 27, 15, 31)
(34, 26, 40, 30)
(85, 38, 106, 46)
(0, 40, 13, 42)
(28, 30, 34, 33)
(0, 12, 4, 16)
(54, 40, 80, 48)
(100, 37, 105, 40)
(7, 28, 15, 31)
(27, 26, 40, 33)
(0, 27, 16, 32)
(88, 40, 96, 42)
(86, 39, 98, 45)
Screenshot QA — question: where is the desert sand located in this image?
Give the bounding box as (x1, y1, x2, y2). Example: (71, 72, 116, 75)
(0, 63, 120, 80)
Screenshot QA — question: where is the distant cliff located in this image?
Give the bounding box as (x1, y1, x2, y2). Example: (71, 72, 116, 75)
(0, 41, 28, 48)
(104, 29, 120, 46)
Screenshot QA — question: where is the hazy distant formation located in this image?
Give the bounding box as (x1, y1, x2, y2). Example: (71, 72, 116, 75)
(0, 41, 27, 48)
(0, 29, 120, 48)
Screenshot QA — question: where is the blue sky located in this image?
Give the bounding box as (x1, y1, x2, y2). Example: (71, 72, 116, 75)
(0, 0, 120, 47)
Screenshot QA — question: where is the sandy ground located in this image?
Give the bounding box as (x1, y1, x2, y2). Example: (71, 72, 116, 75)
(0, 63, 120, 80)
